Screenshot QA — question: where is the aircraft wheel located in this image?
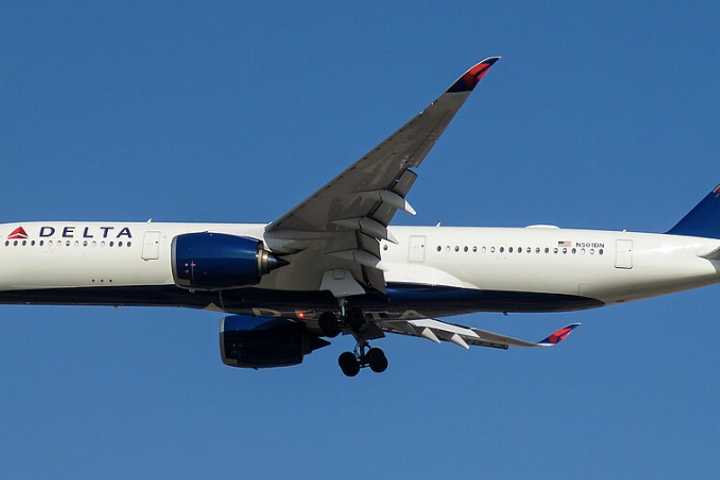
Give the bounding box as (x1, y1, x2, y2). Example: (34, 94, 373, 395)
(366, 347, 388, 373)
(338, 352, 360, 377)
(318, 312, 341, 338)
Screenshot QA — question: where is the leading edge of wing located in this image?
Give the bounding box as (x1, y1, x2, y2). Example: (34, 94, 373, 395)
(446, 56, 502, 93)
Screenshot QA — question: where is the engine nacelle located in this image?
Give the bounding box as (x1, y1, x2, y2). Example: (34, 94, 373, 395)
(220, 315, 330, 369)
(172, 232, 287, 290)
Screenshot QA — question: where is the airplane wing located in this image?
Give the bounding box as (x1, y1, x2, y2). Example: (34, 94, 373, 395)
(265, 57, 501, 293)
(379, 318, 581, 350)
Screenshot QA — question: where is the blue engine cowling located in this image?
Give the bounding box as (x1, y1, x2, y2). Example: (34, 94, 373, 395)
(172, 232, 287, 290)
(220, 315, 330, 369)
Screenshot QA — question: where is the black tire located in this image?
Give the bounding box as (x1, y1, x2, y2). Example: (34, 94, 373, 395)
(366, 347, 388, 373)
(338, 352, 360, 377)
(318, 312, 341, 338)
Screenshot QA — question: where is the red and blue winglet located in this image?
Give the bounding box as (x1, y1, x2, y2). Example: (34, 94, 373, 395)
(446, 56, 501, 93)
(538, 323, 581, 347)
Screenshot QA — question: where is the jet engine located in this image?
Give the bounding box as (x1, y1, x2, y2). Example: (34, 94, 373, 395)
(171, 232, 287, 290)
(220, 315, 330, 369)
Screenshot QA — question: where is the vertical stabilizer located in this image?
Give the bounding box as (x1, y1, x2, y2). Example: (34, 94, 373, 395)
(667, 185, 720, 239)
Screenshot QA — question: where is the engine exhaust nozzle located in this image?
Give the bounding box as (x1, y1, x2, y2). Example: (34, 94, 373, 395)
(257, 248, 289, 274)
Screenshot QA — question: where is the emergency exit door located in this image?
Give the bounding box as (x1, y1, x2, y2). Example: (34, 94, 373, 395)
(615, 239, 633, 269)
(408, 235, 426, 262)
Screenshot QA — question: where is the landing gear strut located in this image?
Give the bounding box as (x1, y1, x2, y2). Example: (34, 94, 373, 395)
(337, 341, 388, 377)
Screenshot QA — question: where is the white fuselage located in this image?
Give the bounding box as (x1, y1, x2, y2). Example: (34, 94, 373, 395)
(0, 222, 718, 316)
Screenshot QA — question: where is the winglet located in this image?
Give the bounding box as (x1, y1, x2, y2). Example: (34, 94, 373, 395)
(537, 323, 581, 347)
(446, 56, 501, 93)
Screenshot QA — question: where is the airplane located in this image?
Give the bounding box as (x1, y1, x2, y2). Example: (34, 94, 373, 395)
(2, 57, 719, 377)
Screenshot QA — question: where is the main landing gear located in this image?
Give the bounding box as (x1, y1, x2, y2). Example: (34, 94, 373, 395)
(338, 343, 388, 377)
(318, 308, 389, 377)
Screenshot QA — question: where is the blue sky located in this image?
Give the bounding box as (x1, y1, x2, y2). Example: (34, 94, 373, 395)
(1, 1, 719, 478)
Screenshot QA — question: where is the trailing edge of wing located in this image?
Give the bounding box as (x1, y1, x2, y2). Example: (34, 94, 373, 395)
(380, 318, 581, 350)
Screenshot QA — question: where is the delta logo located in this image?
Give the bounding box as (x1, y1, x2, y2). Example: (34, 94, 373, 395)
(7, 227, 28, 240)
(6, 225, 133, 240)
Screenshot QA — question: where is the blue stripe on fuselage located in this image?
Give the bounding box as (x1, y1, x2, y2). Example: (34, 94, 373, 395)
(0, 282, 603, 316)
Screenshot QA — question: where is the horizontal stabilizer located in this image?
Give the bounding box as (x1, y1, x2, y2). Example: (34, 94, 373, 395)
(380, 318, 581, 350)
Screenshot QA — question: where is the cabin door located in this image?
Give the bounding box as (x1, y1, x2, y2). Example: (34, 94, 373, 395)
(615, 239, 633, 269)
(142, 231, 162, 260)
